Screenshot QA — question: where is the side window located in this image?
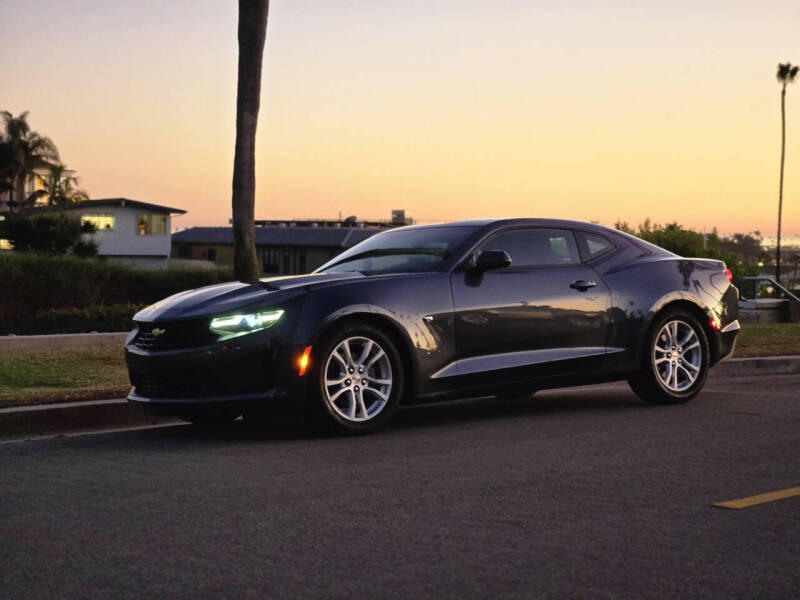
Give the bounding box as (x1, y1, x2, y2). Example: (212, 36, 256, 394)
(137, 213, 167, 235)
(479, 228, 580, 267)
(580, 232, 613, 259)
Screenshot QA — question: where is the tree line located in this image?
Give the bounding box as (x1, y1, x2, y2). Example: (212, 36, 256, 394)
(0, 111, 88, 211)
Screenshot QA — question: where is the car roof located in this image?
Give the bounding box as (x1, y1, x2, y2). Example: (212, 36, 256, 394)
(393, 218, 619, 234)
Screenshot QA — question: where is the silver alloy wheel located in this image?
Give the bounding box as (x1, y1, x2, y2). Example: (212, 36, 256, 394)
(653, 319, 702, 392)
(323, 336, 393, 423)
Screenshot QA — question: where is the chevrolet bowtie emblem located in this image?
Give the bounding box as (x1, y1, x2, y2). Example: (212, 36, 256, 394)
(152, 328, 166, 337)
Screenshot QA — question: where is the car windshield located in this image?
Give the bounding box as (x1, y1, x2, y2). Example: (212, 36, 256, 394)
(316, 226, 479, 274)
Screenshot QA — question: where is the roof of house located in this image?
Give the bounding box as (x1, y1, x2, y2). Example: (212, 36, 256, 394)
(70, 198, 186, 214)
(173, 226, 383, 248)
(5, 197, 186, 216)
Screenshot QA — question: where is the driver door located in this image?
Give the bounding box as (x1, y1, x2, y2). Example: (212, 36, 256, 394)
(448, 227, 610, 386)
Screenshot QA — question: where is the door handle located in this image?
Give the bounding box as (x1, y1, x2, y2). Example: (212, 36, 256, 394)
(570, 280, 597, 291)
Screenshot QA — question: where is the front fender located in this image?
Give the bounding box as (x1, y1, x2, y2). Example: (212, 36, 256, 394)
(289, 274, 456, 398)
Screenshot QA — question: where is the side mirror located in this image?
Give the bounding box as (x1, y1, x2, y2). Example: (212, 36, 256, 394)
(473, 249, 512, 272)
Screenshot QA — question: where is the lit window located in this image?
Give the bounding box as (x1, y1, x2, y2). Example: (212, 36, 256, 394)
(82, 214, 115, 231)
(137, 213, 167, 235)
(0, 239, 12, 250)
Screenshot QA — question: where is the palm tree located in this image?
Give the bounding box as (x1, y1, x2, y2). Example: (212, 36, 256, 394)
(0, 111, 59, 212)
(36, 164, 89, 206)
(776, 63, 799, 284)
(231, 0, 269, 282)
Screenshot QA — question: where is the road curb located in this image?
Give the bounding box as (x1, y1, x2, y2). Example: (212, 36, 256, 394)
(714, 355, 800, 377)
(0, 332, 128, 351)
(0, 399, 177, 439)
(0, 355, 797, 439)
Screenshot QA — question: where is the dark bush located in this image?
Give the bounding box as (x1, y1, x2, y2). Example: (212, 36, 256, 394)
(0, 253, 234, 334)
(1, 213, 98, 256)
(8, 304, 145, 335)
(614, 219, 760, 284)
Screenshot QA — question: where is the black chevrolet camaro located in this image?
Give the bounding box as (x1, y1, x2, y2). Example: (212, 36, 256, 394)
(126, 219, 740, 433)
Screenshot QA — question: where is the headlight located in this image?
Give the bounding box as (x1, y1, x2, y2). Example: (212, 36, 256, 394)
(209, 309, 284, 340)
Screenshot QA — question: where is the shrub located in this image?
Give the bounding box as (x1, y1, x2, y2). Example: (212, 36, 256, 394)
(7, 304, 145, 335)
(0, 213, 98, 256)
(0, 253, 234, 334)
(614, 219, 760, 284)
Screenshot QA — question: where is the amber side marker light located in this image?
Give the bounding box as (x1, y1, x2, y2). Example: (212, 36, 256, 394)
(297, 346, 312, 376)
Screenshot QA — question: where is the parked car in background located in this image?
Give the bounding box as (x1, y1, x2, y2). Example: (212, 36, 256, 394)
(125, 218, 740, 433)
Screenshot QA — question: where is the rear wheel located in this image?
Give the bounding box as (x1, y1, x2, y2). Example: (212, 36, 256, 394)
(309, 323, 404, 434)
(628, 309, 709, 404)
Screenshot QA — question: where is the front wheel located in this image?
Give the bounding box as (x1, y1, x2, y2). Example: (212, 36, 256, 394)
(309, 323, 404, 434)
(628, 310, 709, 405)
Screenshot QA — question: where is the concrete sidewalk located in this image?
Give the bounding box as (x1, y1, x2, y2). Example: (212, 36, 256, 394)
(1, 355, 797, 440)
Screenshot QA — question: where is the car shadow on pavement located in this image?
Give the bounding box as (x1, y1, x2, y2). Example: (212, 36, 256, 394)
(121, 382, 643, 445)
(388, 384, 642, 432)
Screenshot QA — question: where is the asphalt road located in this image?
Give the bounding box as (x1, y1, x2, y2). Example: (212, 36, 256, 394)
(1, 373, 799, 599)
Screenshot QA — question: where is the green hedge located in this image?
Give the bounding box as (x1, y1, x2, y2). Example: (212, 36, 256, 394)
(0, 253, 234, 335)
(11, 304, 144, 335)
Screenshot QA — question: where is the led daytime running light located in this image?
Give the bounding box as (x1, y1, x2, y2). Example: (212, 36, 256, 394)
(210, 309, 284, 338)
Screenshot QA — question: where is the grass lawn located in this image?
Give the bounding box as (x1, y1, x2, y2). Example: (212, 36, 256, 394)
(0, 341, 129, 409)
(0, 322, 797, 409)
(734, 322, 800, 358)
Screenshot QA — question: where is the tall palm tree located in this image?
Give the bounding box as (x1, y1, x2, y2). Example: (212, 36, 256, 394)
(776, 62, 799, 284)
(36, 164, 89, 206)
(231, 0, 269, 282)
(0, 111, 59, 212)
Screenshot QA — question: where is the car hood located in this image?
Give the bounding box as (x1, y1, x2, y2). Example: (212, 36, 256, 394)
(259, 271, 365, 291)
(134, 272, 365, 322)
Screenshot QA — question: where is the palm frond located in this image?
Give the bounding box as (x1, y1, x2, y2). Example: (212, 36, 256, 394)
(777, 62, 798, 84)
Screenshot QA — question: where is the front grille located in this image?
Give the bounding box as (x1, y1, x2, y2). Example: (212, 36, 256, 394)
(133, 320, 217, 351)
(134, 374, 209, 399)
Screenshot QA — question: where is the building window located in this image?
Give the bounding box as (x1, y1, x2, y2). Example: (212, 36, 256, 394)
(82, 214, 115, 231)
(137, 213, 167, 235)
(263, 248, 281, 274)
(0, 238, 13, 250)
(177, 245, 191, 258)
(207, 248, 217, 262)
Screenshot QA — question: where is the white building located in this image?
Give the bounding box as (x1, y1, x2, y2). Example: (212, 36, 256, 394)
(67, 198, 185, 267)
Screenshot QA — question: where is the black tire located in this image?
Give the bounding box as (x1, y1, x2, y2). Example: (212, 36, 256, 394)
(628, 308, 710, 405)
(308, 322, 405, 434)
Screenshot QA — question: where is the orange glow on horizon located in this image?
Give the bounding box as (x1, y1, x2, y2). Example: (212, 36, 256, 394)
(3, 1, 799, 237)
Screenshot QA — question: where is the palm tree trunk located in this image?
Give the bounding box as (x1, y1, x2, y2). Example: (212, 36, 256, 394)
(231, 0, 269, 282)
(14, 171, 26, 211)
(776, 85, 786, 284)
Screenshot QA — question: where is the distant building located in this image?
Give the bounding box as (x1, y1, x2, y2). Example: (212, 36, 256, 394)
(172, 217, 399, 275)
(71, 198, 186, 267)
(5, 198, 186, 267)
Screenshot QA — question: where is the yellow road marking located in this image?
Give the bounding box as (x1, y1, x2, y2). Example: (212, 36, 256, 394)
(713, 486, 800, 509)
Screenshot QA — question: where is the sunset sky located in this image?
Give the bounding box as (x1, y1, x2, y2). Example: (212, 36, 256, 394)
(2, 0, 800, 237)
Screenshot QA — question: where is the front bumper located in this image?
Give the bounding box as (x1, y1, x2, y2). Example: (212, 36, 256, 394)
(125, 328, 307, 413)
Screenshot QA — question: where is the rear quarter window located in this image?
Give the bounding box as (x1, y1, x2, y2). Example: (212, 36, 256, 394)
(578, 231, 614, 260)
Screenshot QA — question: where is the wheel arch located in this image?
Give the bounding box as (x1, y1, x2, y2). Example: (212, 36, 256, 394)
(635, 296, 717, 370)
(310, 309, 419, 402)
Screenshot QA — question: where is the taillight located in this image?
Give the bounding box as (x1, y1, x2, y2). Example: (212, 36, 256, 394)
(724, 268, 733, 284)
